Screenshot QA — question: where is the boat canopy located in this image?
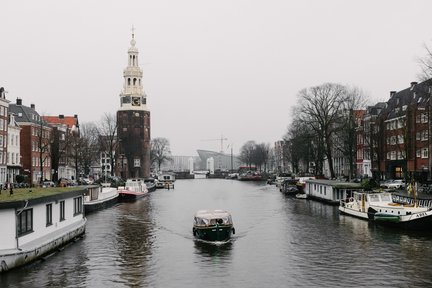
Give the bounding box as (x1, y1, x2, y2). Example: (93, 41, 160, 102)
(194, 210, 233, 226)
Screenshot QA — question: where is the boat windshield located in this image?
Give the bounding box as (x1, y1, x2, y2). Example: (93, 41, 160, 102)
(194, 216, 232, 226)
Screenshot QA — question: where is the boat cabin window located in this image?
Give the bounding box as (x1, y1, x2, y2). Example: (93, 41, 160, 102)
(381, 194, 391, 202)
(17, 208, 33, 236)
(369, 194, 380, 202)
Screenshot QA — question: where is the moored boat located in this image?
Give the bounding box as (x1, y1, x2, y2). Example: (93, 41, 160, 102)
(296, 193, 307, 199)
(117, 179, 149, 202)
(339, 191, 432, 230)
(193, 210, 235, 242)
(84, 183, 119, 213)
(144, 178, 157, 192)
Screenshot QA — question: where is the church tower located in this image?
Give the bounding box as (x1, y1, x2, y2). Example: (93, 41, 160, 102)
(117, 29, 151, 179)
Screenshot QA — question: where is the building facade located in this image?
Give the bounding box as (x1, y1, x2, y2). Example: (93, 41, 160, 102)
(10, 99, 52, 185)
(7, 113, 21, 184)
(117, 30, 151, 179)
(0, 87, 10, 185)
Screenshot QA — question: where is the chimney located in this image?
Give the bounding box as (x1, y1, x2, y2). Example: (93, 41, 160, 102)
(16, 98, 22, 105)
(30, 103, 35, 110)
(74, 114, 78, 118)
(390, 91, 396, 98)
(410, 82, 418, 90)
(59, 114, 64, 119)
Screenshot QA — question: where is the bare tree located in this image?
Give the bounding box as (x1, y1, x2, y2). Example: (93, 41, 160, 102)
(239, 141, 256, 168)
(150, 137, 172, 172)
(70, 122, 98, 179)
(253, 143, 270, 172)
(284, 117, 317, 175)
(97, 113, 118, 176)
(418, 41, 432, 81)
(334, 86, 369, 180)
(297, 83, 348, 178)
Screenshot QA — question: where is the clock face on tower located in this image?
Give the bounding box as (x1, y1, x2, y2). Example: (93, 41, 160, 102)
(132, 97, 141, 106)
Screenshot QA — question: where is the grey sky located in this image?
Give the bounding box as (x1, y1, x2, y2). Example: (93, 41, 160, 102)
(2, 0, 431, 155)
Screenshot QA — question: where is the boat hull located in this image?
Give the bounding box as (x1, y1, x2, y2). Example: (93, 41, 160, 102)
(84, 194, 118, 214)
(0, 218, 86, 273)
(193, 225, 234, 242)
(373, 210, 432, 230)
(118, 192, 147, 202)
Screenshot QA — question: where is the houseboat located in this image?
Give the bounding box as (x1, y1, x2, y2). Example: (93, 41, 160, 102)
(192, 210, 235, 242)
(304, 179, 363, 205)
(117, 179, 149, 202)
(0, 187, 87, 272)
(84, 183, 119, 213)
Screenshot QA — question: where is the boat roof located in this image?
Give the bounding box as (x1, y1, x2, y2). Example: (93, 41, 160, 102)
(194, 209, 231, 219)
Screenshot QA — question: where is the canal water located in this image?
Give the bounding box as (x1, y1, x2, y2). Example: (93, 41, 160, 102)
(2, 179, 432, 287)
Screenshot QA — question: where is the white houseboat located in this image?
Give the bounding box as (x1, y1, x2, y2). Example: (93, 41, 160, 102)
(304, 179, 363, 205)
(0, 188, 87, 272)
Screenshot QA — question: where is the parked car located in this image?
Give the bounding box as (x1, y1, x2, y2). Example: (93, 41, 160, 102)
(380, 179, 405, 189)
(43, 181, 55, 187)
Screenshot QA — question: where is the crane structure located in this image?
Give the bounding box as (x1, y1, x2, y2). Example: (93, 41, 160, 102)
(201, 135, 228, 154)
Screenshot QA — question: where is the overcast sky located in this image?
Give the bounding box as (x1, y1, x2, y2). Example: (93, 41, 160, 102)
(2, 0, 432, 155)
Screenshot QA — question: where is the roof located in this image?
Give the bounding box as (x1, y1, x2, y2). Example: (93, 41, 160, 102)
(383, 79, 432, 120)
(194, 209, 231, 219)
(9, 103, 46, 125)
(43, 116, 79, 129)
(305, 179, 362, 189)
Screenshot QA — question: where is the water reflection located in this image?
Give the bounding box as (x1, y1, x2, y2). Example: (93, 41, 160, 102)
(193, 240, 233, 258)
(116, 199, 155, 287)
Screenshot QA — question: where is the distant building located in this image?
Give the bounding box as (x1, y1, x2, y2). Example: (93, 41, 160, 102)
(117, 30, 151, 179)
(196, 149, 242, 171)
(159, 156, 200, 172)
(43, 115, 79, 182)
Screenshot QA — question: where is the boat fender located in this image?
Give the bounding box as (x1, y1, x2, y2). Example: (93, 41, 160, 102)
(232, 228, 235, 235)
(349, 197, 354, 202)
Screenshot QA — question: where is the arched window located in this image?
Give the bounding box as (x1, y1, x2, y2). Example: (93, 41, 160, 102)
(133, 55, 136, 66)
(133, 78, 137, 85)
(128, 78, 131, 86)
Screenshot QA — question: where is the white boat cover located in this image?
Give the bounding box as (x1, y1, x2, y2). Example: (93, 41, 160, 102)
(194, 210, 233, 226)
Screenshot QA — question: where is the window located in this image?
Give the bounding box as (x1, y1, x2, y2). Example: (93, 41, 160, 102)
(422, 131, 429, 141)
(422, 148, 429, 159)
(60, 200, 65, 221)
(421, 114, 428, 123)
(398, 135, 404, 144)
(134, 159, 140, 167)
(46, 203, 53, 226)
(74, 197, 83, 215)
(17, 208, 33, 236)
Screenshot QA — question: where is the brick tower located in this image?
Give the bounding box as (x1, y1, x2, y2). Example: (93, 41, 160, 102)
(117, 29, 150, 179)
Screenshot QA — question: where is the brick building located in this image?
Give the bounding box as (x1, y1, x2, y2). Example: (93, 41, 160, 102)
(10, 99, 52, 184)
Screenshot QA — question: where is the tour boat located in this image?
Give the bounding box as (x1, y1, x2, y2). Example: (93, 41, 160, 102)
(84, 183, 119, 213)
(117, 179, 149, 202)
(339, 191, 432, 230)
(0, 188, 87, 272)
(192, 210, 235, 242)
